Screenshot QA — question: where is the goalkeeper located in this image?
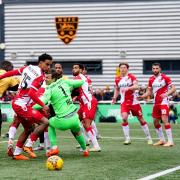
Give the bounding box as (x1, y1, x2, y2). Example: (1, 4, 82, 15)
(33, 70, 89, 157)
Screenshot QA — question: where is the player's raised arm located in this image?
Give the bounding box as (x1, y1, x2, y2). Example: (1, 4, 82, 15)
(0, 66, 25, 79)
(67, 79, 84, 89)
(33, 88, 51, 110)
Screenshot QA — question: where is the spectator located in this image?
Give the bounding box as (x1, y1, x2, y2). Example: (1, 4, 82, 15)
(94, 88, 103, 101)
(103, 85, 112, 101)
(169, 104, 178, 124)
(172, 91, 180, 102)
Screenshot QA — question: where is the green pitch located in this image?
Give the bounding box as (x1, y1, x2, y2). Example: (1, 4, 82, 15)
(0, 122, 180, 180)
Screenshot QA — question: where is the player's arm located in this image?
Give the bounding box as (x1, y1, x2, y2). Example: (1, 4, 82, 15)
(28, 76, 48, 108)
(138, 87, 152, 100)
(112, 85, 119, 104)
(67, 79, 84, 89)
(33, 88, 51, 110)
(126, 80, 139, 91)
(0, 67, 25, 79)
(161, 84, 176, 98)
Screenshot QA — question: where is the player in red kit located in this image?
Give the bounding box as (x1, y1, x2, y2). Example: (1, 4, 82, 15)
(0, 53, 52, 160)
(82, 66, 101, 140)
(72, 64, 101, 152)
(138, 63, 176, 147)
(112, 63, 153, 145)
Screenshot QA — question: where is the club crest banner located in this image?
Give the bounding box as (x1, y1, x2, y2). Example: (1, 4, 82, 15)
(55, 17, 79, 44)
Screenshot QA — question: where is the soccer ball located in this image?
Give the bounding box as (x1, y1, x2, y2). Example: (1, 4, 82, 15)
(46, 155, 64, 170)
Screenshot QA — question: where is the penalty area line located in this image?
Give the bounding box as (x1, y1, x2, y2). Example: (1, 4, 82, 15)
(138, 166, 180, 180)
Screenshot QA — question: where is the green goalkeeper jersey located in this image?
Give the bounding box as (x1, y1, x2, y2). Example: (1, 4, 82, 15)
(33, 79, 84, 118)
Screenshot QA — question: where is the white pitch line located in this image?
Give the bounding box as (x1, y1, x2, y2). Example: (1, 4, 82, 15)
(138, 166, 180, 180)
(0, 140, 17, 144)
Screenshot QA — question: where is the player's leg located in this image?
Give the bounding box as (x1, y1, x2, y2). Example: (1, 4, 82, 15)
(76, 107, 91, 147)
(33, 132, 44, 151)
(132, 104, 153, 145)
(70, 114, 88, 156)
(13, 124, 34, 160)
(160, 105, 174, 147)
(91, 120, 101, 140)
(46, 116, 60, 157)
(7, 115, 20, 156)
(138, 117, 153, 145)
(83, 119, 101, 152)
(84, 100, 101, 152)
(25, 116, 48, 147)
(24, 109, 49, 156)
(121, 103, 131, 145)
(152, 105, 166, 146)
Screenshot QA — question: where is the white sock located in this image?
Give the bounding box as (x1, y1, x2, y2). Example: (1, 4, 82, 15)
(122, 124, 130, 140)
(81, 125, 90, 144)
(52, 145, 58, 149)
(141, 124, 152, 140)
(44, 132, 50, 149)
(155, 126, 165, 142)
(39, 143, 44, 147)
(8, 126, 17, 140)
(14, 146, 22, 156)
(91, 121, 98, 137)
(86, 127, 100, 148)
(25, 139, 34, 147)
(165, 128, 173, 144)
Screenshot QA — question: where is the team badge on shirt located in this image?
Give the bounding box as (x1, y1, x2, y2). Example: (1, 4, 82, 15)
(55, 17, 79, 44)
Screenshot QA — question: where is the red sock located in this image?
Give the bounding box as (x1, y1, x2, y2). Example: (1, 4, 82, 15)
(140, 121, 147, 126)
(122, 122, 128, 126)
(164, 124, 171, 129)
(30, 133, 39, 142)
(16, 140, 24, 148)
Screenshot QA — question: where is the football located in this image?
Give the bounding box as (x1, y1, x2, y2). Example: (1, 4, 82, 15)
(46, 155, 64, 170)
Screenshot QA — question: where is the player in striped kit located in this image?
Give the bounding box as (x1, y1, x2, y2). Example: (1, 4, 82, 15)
(112, 63, 153, 145)
(139, 62, 176, 147)
(0, 53, 52, 160)
(72, 63, 101, 152)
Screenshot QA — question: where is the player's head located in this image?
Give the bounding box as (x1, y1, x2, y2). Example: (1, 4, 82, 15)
(45, 69, 53, 85)
(45, 68, 62, 85)
(152, 62, 161, 76)
(54, 63, 63, 75)
(0, 60, 13, 71)
(82, 65, 87, 75)
(51, 68, 62, 82)
(38, 53, 53, 73)
(119, 62, 129, 76)
(72, 63, 84, 76)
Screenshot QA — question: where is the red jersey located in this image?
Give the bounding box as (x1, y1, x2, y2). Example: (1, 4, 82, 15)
(14, 65, 44, 107)
(74, 74, 93, 105)
(115, 73, 139, 105)
(148, 73, 172, 105)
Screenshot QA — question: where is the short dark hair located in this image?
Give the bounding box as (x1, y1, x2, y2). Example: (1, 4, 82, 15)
(73, 63, 84, 70)
(119, 62, 129, 69)
(152, 62, 161, 68)
(38, 53, 52, 63)
(0, 61, 13, 71)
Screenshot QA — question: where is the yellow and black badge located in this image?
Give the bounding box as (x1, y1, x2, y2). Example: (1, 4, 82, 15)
(55, 17, 79, 44)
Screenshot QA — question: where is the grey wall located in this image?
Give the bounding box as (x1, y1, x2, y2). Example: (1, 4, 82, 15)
(4, 0, 180, 90)
(0, 3, 4, 61)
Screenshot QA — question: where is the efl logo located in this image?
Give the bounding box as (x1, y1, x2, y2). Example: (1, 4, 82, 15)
(55, 17, 79, 44)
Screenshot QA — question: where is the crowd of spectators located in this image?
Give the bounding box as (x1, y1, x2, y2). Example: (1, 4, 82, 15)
(93, 85, 180, 102)
(0, 85, 180, 103)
